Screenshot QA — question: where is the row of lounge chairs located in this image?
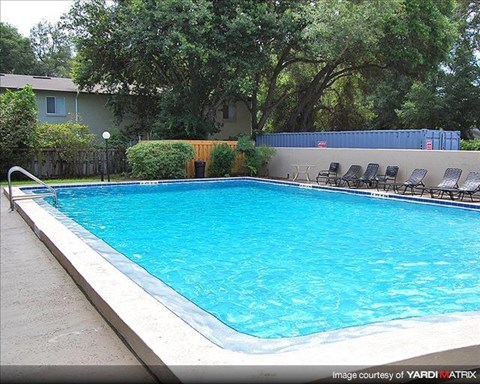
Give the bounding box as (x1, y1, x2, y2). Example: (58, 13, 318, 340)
(315, 162, 480, 202)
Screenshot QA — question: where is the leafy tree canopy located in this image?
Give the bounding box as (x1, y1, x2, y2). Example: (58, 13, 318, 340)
(395, 0, 480, 138)
(0, 21, 74, 77)
(29, 21, 74, 77)
(0, 22, 37, 74)
(66, 0, 457, 138)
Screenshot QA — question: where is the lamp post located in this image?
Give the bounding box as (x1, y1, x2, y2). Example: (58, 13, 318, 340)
(102, 131, 111, 182)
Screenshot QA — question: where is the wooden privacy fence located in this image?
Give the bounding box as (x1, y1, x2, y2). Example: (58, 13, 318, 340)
(161, 140, 245, 177)
(9, 148, 127, 179)
(7, 141, 244, 179)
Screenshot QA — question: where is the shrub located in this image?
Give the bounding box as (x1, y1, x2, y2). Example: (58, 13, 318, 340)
(34, 121, 97, 152)
(0, 86, 38, 151)
(254, 146, 277, 176)
(208, 143, 236, 177)
(461, 139, 480, 151)
(236, 135, 276, 176)
(126, 141, 195, 179)
(0, 86, 38, 175)
(32, 121, 98, 177)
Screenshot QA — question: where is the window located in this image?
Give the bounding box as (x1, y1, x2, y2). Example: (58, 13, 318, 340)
(222, 103, 236, 122)
(46, 96, 66, 115)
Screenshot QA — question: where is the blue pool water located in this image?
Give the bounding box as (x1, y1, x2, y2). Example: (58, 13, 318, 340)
(48, 180, 480, 338)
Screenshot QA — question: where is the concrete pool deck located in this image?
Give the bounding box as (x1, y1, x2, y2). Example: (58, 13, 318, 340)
(0, 194, 157, 383)
(2, 180, 480, 383)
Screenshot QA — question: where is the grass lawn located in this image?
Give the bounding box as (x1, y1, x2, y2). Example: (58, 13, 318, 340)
(1, 174, 137, 187)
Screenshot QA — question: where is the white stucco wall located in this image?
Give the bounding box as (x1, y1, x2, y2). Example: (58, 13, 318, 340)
(267, 147, 480, 186)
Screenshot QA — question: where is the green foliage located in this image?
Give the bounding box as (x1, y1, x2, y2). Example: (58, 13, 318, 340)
(104, 128, 129, 150)
(0, 22, 36, 74)
(395, 0, 480, 139)
(29, 21, 73, 77)
(33, 121, 97, 151)
(0, 21, 73, 77)
(236, 136, 276, 176)
(33, 121, 97, 176)
(126, 141, 195, 180)
(364, 71, 414, 130)
(250, 0, 456, 133)
(152, 88, 220, 139)
(380, 0, 456, 74)
(315, 75, 376, 131)
(253, 146, 277, 177)
(208, 143, 236, 177)
(106, 93, 160, 140)
(395, 81, 443, 128)
(67, 0, 457, 136)
(236, 135, 256, 156)
(355, 0, 479, 136)
(0, 86, 38, 176)
(461, 139, 480, 151)
(0, 86, 38, 152)
(66, 0, 228, 139)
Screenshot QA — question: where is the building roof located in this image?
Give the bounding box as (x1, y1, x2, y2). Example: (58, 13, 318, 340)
(0, 73, 106, 94)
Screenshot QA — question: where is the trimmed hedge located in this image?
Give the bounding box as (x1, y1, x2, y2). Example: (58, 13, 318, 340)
(126, 141, 195, 179)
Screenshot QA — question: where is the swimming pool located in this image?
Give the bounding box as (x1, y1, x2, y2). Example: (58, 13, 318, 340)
(30, 178, 480, 349)
(10, 177, 480, 380)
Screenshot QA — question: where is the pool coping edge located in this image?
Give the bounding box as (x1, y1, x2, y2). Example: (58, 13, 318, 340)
(4, 180, 480, 382)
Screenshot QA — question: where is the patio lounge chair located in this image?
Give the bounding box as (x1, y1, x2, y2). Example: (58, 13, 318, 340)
(374, 165, 399, 192)
(433, 171, 480, 201)
(334, 165, 362, 187)
(393, 169, 428, 195)
(420, 168, 462, 199)
(316, 162, 339, 185)
(350, 163, 379, 188)
(456, 171, 480, 201)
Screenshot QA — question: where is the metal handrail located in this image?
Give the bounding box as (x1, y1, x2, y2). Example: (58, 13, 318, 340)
(7, 166, 58, 210)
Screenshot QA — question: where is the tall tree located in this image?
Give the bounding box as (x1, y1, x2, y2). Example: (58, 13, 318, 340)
(29, 21, 74, 77)
(66, 0, 456, 138)
(396, 0, 480, 138)
(67, 0, 235, 139)
(265, 0, 456, 133)
(0, 22, 37, 74)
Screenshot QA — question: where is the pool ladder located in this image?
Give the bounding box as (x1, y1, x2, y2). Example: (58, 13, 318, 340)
(7, 166, 58, 210)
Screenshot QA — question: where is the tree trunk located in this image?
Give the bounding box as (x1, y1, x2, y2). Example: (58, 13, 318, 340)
(284, 65, 334, 131)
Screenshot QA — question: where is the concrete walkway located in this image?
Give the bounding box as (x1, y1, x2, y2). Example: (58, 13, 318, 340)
(0, 194, 157, 383)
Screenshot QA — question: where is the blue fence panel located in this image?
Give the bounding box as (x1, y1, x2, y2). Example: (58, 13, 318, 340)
(256, 130, 460, 150)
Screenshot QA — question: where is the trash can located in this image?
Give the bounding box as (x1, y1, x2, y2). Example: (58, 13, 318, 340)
(194, 160, 206, 178)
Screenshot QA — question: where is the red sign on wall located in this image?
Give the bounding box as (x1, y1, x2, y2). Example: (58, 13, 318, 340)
(318, 141, 327, 148)
(426, 140, 433, 150)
